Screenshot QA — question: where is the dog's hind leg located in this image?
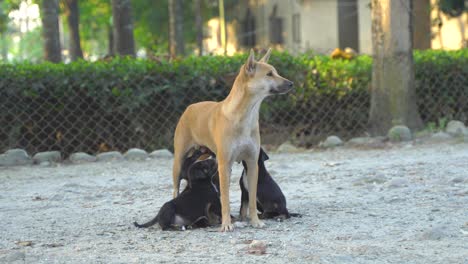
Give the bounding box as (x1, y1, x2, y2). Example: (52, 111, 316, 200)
(245, 158, 265, 228)
(239, 173, 249, 221)
(172, 123, 195, 198)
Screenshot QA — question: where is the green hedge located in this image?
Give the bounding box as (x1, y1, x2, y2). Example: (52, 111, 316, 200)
(0, 49, 467, 155)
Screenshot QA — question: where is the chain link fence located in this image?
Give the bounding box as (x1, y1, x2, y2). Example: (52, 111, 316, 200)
(0, 52, 466, 157)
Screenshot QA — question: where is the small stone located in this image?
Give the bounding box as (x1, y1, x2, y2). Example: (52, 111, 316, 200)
(276, 141, 299, 153)
(149, 149, 173, 159)
(69, 152, 97, 163)
(450, 176, 466, 183)
(430, 132, 452, 141)
(445, 120, 466, 136)
(96, 151, 123, 162)
(386, 178, 409, 188)
(0, 149, 32, 166)
(247, 240, 267, 255)
(33, 151, 61, 164)
(15, 241, 33, 247)
(388, 125, 412, 142)
(124, 148, 148, 160)
(320, 136, 343, 148)
(420, 225, 449, 240)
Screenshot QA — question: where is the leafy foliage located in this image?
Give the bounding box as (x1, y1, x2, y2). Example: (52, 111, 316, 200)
(0, 50, 466, 154)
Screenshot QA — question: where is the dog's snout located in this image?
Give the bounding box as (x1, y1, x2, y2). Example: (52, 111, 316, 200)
(287, 81, 293, 88)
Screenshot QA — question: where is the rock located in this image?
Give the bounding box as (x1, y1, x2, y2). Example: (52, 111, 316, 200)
(124, 148, 148, 160)
(69, 152, 97, 163)
(445, 120, 466, 136)
(320, 136, 343, 148)
(386, 178, 409, 188)
(96, 151, 123, 162)
(450, 176, 466, 184)
(276, 141, 299, 153)
(247, 240, 267, 255)
(33, 151, 61, 164)
(352, 175, 388, 186)
(0, 149, 32, 166)
(388, 125, 412, 142)
(149, 149, 173, 159)
(420, 225, 449, 240)
(430, 132, 452, 141)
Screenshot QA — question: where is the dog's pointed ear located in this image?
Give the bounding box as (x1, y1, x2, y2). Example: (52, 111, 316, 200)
(259, 148, 269, 162)
(245, 49, 256, 75)
(259, 48, 272, 63)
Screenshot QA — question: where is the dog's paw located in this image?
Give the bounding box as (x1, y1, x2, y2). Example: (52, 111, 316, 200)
(219, 222, 234, 232)
(250, 219, 265, 228)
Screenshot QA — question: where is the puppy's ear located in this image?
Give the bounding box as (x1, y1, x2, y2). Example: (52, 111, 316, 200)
(259, 48, 272, 63)
(245, 49, 256, 75)
(259, 148, 269, 162)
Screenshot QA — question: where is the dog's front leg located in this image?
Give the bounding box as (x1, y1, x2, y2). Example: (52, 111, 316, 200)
(245, 159, 265, 228)
(218, 161, 234, 231)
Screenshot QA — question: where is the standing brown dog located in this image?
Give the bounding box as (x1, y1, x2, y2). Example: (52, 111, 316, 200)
(172, 49, 293, 231)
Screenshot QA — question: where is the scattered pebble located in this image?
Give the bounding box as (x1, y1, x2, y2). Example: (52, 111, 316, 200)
(247, 240, 267, 255)
(149, 149, 173, 159)
(33, 151, 61, 164)
(124, 148, 149, 160)
(388, 125, 412, 142)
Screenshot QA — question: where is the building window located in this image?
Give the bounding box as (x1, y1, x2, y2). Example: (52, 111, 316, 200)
(292, 13, 301, 43)
(269, 5, 284, 44)
(241, 8, 256, 47)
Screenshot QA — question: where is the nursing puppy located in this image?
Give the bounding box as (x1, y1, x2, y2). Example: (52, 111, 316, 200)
(239, 149, 299, 220)
(134, 150, 221, 230)
(172, 49, 293, 231)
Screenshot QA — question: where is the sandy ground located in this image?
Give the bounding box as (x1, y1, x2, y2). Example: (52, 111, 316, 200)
(1, 141, 467, 264)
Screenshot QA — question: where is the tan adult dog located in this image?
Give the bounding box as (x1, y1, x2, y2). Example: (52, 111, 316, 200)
(172, 49, 293, 231)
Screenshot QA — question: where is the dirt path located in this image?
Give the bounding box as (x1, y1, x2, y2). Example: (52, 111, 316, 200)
(1, 142, 467, 263)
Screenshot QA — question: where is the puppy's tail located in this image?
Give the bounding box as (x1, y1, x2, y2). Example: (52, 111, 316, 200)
(133, 215, 159, 228)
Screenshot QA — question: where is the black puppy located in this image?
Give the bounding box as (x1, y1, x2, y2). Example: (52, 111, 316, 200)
(239, 148, 299, 220)
(134, 149, 221, 230)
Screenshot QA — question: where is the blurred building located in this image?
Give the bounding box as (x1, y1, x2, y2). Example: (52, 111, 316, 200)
(204, 0, 467, 55)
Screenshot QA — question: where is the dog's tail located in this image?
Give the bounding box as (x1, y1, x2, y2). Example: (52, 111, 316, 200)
(133, 215, 159, 228)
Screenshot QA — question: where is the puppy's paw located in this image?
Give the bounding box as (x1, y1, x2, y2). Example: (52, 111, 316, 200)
(250, 218, 265, 228)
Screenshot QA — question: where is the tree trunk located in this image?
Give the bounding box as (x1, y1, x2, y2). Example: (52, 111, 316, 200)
(168, 0, 185, 57)
(368, 0, 423, 135)
(412, 0, 431, 49)
(112, 0, 135, 56)
(40, 0, 62, 63)
(64, 0, 83, 60)
(194, 0, 203, 56)
(108, 24, 114, 56)
(0, 34, 7, 60)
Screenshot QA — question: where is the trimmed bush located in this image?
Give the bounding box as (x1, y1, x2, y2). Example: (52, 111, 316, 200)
(0, 49, 466, 155)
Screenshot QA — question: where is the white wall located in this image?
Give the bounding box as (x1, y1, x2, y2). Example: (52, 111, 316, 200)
(358, 0, 372, 54)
